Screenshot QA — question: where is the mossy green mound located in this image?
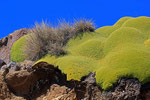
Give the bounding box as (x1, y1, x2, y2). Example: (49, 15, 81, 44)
(55, 55, 98, 80)
(11, 16, 150, 90)
(67, 32, 106, 60)
(34, 55, 57, 65)
(11, 35, 28, 62)
(96, 43, 150, 90)
(95, 26, 119, 37)
(103, 27, 144, 54)
(122, 16, 150, 39)
(113, 17, 133, 27)
(144, 39, 150, 50)
(95, 17, 133, 37)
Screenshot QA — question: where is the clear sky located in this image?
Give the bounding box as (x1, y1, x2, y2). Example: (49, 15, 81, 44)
(0, 0, 150, 39)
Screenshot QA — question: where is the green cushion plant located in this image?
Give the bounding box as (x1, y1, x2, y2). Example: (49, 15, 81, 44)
(11, 16, 150, 90)
(10, 35, 29, 62)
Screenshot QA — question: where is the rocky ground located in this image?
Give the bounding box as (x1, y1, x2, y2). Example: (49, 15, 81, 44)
(0, 60, 149, 100)
(0, 29, 150, 100)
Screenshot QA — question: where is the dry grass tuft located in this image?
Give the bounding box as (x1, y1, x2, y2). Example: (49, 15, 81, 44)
(23, 19, 95, 61)
(74, 19, 95, 33)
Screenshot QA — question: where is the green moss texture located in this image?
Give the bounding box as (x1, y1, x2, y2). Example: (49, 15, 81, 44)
(10, 35, 29, 62)
(11, 16, 150, 90)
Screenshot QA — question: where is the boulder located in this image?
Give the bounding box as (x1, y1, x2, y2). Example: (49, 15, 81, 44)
(5, 70, 37, 96)
(0, 37, 8, 47)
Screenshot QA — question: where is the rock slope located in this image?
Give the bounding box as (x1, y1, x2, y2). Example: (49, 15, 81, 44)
(0, 29, 28, 63)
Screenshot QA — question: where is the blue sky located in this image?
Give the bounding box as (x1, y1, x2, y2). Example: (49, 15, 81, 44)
(0, 0, 150, 39)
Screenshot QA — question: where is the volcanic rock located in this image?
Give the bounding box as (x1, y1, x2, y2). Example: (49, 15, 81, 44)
(0, 59, 6, 68)
(102, 78, 141, 100)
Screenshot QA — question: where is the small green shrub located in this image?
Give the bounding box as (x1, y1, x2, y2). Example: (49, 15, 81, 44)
(11, 35, 28, 62)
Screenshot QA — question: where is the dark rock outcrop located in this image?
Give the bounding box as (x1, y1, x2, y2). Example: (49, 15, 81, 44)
(102, 78, 141, 100)
(81, 72, 101, 100)
(0, 37, 8, 47)
(0, 59, 6, 68)
(112, 78, 141, 99)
